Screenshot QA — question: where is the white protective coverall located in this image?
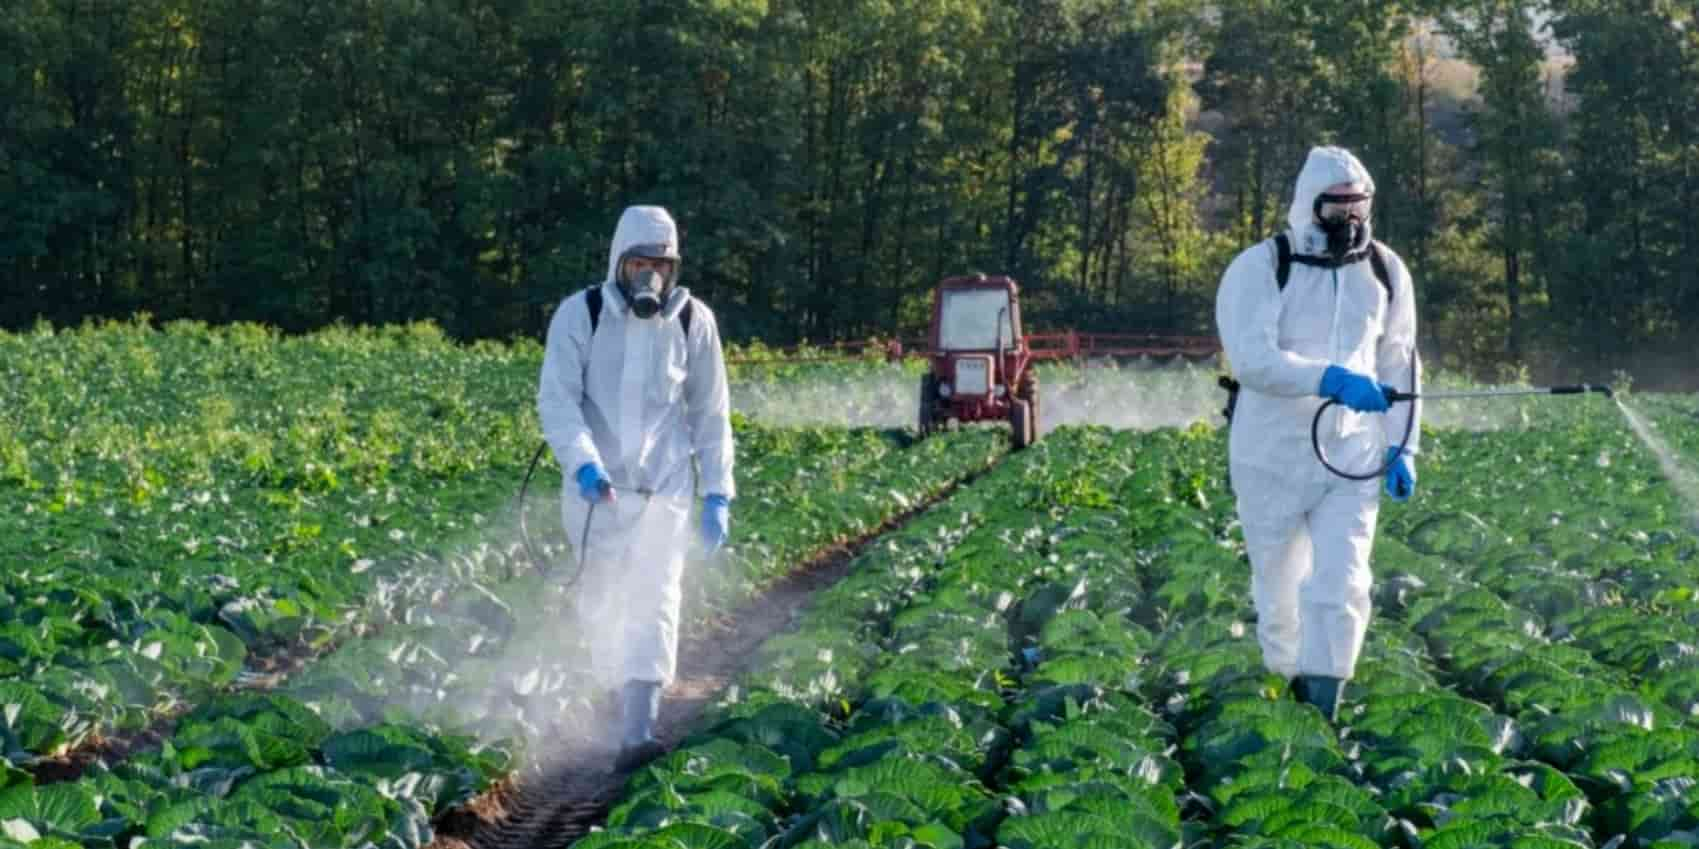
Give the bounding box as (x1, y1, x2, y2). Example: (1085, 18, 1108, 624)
(537, 205, 736, 688)
(1214, 146, 1422, 681)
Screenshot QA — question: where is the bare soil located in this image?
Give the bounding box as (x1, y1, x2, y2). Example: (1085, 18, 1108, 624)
(25, 719, 178, 784)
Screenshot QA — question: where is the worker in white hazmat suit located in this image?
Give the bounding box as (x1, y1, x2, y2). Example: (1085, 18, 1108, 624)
(1214, 146, 1422, 721)
(537, 205, 735, 770)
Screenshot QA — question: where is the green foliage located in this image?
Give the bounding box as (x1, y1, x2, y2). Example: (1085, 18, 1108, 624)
(0, 0, 1194, 347)
(7, 2, 1699, 378)
(0, 330, 1024, 847)
(6, 322, 1699, 849)
(584, 402, 1699, 849)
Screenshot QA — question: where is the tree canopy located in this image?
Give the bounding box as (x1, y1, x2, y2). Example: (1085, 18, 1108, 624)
(3, 0, 1695, 384)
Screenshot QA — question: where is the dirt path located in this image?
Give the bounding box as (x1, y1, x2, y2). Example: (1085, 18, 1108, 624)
(427, 471, 985, 849)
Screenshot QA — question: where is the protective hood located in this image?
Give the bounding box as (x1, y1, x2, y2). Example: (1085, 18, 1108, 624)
(1287, 146, 1376, 257)
(604, 205, 682, 285)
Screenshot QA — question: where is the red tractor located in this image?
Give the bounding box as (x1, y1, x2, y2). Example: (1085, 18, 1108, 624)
(918, 274, 1040, 449)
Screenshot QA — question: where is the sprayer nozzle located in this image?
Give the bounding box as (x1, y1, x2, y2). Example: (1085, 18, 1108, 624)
(1596, 385, 1615, 398)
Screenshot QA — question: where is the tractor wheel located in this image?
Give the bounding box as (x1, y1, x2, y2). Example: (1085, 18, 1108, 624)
(1011, 399, 1034, 450)
(1017, 367, 1040, 439)
(918, 373, 937, 436)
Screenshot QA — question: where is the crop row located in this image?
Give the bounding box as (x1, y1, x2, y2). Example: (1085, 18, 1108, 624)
(1122, 407, 1699, 848)
(1367, 404, 1699, 846)
(557, 403, 1699, 849)
(0, 321, 546, 761)
(0, 317, 1011, 769)
(567, 426, 1190, 849)
(1, 416, 1003, 848)
(1137, 402, 1699, 848)
(276, 427, 1004, 749)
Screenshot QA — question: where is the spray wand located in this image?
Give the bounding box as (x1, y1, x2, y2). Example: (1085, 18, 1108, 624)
(1313, 382, 1614, 481)
(1386, 384, 1613, 402)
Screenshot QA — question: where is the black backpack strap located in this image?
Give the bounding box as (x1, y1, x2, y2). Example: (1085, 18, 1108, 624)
(1369, 241, 1393, 303)
(1275, 233, 1395, 304)
(585, 285, 694, 362)
(590, 284, 694, 337)
(585, 285, 604, 335)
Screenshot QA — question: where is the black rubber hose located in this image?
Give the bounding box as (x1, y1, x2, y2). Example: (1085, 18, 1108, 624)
(1311, 357, 1420, 482)
(518, 440, 595, 589)
(518, 441, 550, 571)
(575, 501, 595, 590)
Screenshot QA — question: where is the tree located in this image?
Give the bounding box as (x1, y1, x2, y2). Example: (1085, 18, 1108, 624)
(1548, 0, 1697, 367)
(1196, 0, 1326, 244)
(1443, 0, 1563, 365)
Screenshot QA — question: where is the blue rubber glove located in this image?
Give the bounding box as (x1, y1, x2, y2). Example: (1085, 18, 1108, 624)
(1319, 364, 1393, 413)
(701, 494, 731, 553)
(575, 462, 613, 503)
(1384, 447, 1415, 502)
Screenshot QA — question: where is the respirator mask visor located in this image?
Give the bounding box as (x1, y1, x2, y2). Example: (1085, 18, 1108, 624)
(1314, 192, 1372, 258)
(1315, 192, 1372, 225)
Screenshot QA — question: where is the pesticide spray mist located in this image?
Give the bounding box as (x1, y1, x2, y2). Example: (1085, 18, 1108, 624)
(730, 359, 1542, 433)
(730, 358, 1233, 431)
(278, 366, 1696, 774)
(311, 359, 1249, 766)
(1613, 397, 1699, 530)
(260, 470, 703, 773)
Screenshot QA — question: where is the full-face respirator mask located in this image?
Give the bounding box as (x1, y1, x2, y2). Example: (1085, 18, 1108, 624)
(1314, 192, 1372, 259)
(618, 243, 679, 319)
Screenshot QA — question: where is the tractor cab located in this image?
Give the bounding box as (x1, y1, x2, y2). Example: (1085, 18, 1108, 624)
(919, 274, 1039, 448)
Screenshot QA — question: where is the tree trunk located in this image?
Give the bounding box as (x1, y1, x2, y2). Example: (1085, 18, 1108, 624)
(1250, 133, 1266, 239)
(1005, 63, 1027, 272)
(891, 150, 917, 330)
(1079, 116, 1097, 294)
(1505, 247, 1522, 363)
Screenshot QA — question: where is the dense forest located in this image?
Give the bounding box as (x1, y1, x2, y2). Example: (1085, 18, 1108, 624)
(3, 1, 1695, 383)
